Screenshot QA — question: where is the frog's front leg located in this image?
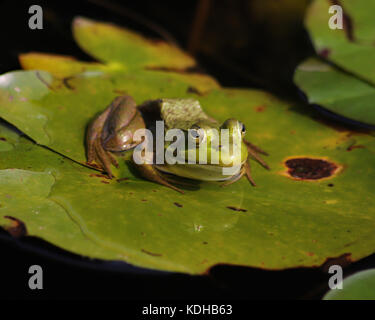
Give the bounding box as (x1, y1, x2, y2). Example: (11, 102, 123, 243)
(86, 95, 145, 178)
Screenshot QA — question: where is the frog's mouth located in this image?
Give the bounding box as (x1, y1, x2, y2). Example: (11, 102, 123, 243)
(155, 160, 246, 181)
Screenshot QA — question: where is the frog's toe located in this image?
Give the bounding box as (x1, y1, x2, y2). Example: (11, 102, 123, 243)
(244, 161, 256, 186)
(106, 150, 119, 168)
(244, 140, 270, 170)
(244, 139, 269, 156)
(94, 139, 114, 179)
(136, 164, 184, 194)
(86, 133, 98, 164)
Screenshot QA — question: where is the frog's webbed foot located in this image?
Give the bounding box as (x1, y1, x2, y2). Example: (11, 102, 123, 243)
(243, 139, 270, 170)
(135, 164, 185, 194)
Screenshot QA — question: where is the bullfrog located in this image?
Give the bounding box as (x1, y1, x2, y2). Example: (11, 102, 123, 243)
(86, 95, 269, 193)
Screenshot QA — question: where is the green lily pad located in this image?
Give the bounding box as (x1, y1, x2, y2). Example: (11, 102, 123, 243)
(0, 125, 121, 261)
(294, 0, 375, 126)
(1, 17, 375, 274)
(294, 58, 375, 126)
(324, 269, 375, 300)
(305, 0, 375, 84)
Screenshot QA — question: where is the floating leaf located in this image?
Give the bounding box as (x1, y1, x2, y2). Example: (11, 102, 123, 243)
(324, 269, 375, 300)
(0, 125, 120, 261)
(306, 0, 375, 83)
(294, 0, 375, 126)
(73, 16, 196, 70)
(294, 58, 375, 126)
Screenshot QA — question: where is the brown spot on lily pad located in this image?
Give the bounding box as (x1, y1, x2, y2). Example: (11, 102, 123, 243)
(255, 105, 266, 113)
(86, 162, 101, 169)
(3, 216, 27, 238)
(321, 253, 352, 272)
(306, 252, 315, 257)
(145, 65, 202, 74)
(90, 173, 109, 179)
(330, 0, 355, 42)
(141, 249, 162, 257)
(347, 143, 365, 151)
(318, 48, 331, 58)
(284, 157, 341, 180)
(226, 206, 247, 212)
(174, 202, 183, 208)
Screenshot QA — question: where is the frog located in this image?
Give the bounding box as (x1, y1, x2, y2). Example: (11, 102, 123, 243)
(86, 95, 269, 193)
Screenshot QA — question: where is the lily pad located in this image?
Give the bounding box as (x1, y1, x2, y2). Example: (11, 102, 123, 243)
(294, 0, 375, 127)
(323, 269, 375, 300)
(305, 0, 375, 84)
(1, 17, 375, 274)
(294, 58, 375, 127)
(0, 125, 121, 261)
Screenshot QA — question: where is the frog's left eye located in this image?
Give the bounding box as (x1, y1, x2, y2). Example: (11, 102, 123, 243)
(189, 127, 206, 144)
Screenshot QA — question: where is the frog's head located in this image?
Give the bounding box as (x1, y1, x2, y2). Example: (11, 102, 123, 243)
(217, 118, 248, 167)
(159, 118, 248, 181)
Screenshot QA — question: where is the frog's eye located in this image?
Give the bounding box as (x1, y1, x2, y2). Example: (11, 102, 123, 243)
(189, 127, 206, 144)
(240, 122, 246, 135)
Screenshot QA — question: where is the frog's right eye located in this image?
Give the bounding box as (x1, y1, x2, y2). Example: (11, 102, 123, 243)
(189, 127, 206, 144)
(240, 122, 246, 135)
